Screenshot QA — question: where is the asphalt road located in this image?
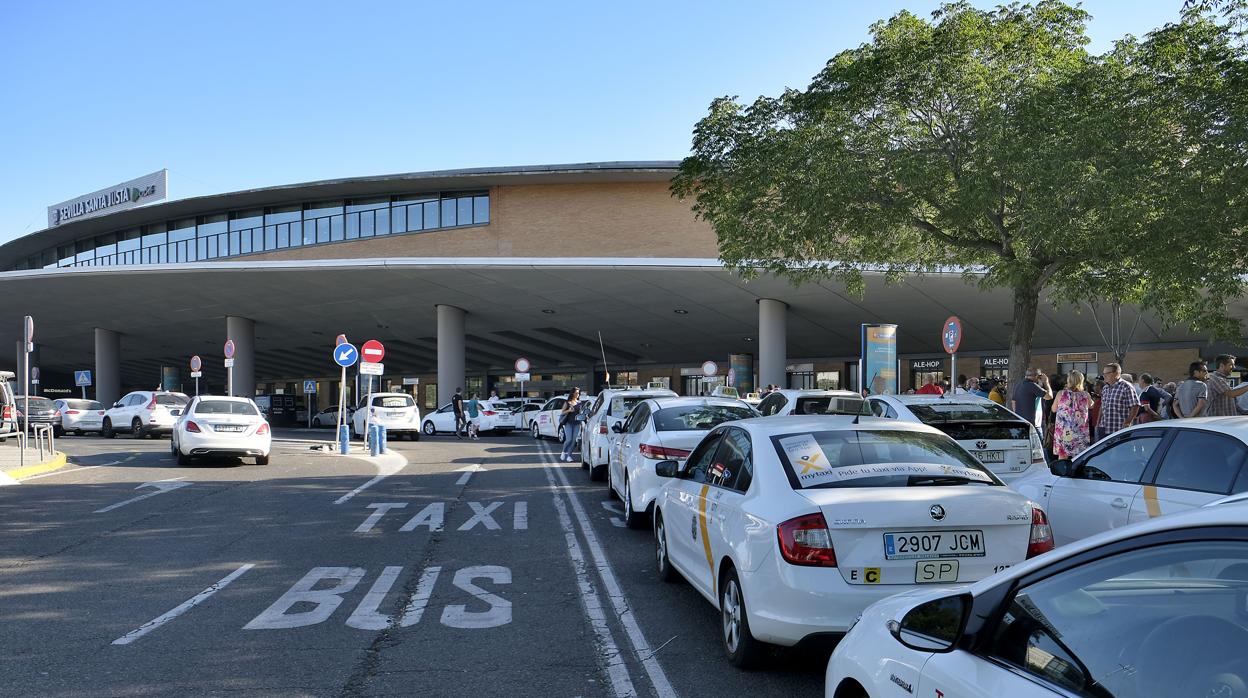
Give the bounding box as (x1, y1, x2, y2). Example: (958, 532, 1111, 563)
(0, 430, 824, 697)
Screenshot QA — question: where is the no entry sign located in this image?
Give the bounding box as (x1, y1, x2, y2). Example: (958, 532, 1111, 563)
(361, 340, 385, 363)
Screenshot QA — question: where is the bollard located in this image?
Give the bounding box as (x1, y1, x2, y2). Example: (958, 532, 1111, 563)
(368, 424, 380, 457)
(379, 425, 388, 454)
(338, 424, 350, 454)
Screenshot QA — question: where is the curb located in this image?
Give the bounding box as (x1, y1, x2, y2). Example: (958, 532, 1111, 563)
(6, 452, 70, 480)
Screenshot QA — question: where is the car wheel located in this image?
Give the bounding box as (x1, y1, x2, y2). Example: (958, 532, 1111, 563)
(409, 431, 420, 442)
(422, 421, 436, 436)
(256, 454, 270, 465)
(531, 423, 540, 439)
(655, 511, 679, 584)
(131, 418, 145, 439)
(102, 419, 115, 439)
(557, 426, 566, 443)
(623, 475, 646, 529)
(176, 446, 191, 466)
(73, 429, 83, 436)
(720, 568, 767, 669)
(312, 417, 322, 428)
(170, 441, 177, 458)
(606, 459, 619, 500)
(53, 425, 64, 437)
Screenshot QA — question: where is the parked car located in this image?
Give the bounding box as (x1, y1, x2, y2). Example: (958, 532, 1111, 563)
(53, 398, 106, 435)
(757, 389, 870, 418)
(826, 496, 1248, 698)
(0, 371, 16, 441)
(172, 396, 271, 465)
(499, 398, 544, 430)
(311, 405, 353, 428)
(609, 396, 757, 527)
(16, 395, 60, 434)
(651, 415, 1052, 668)
(350, 392, 421, 440)
(868, 394, 1047, 483)
(1014, 416, 1248, 546)
(103, 390, 190, 439)
(531, 395, 572, 441)
(581, 386, 679, 480)
(421, 400, 513, 435)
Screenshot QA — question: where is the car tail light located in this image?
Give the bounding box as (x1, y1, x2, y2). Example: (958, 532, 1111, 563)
(98, 411, 105, 416)
(638, 443, 691, 460)
(185, 421, 202, 433)
(1027, 507, 1055, 558)
(598, 423, 608, 434)
(146, 395, 157, 410)
(256, 423, 270, 435)
(65, 410, 81, 415)
(1030, 428, 1046, 464)
(482, 410, 496, 416)
(777, 513, 838, 567)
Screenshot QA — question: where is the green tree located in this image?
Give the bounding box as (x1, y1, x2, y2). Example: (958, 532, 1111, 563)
(674, 1, 1246, 379)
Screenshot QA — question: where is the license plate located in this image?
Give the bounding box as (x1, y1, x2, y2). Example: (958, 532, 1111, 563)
(214, 425, 245, 432)
(884, 530, 985, 559)
(972, 450, 1005, 463)
(916, 559, 960, 583)
(386, 410, 406, 417)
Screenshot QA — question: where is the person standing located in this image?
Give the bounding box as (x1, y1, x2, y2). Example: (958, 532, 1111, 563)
(559, 387, 585, 463)
(1205, 354, 1248, 416)
(1136, 373, 1170, 423)
(1051, 370, 1092, 459)
(452, 387, 466, 439)
(988, 379, 1007, 405)
(1095, 363, 1140, 441)
(1010, 368, 1053, 430)
(466, 392, 481, 440)
(1172, 362, 1210, 418)
(1161, 381, 1179, 419)
(973, 379, 992, 399)
(916, 375, 944, 395)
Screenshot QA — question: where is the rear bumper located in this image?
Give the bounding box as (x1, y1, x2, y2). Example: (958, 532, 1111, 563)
(180, 433, 271, 456)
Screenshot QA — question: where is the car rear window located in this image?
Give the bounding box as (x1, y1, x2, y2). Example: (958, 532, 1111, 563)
(24, 397, 54, 410)
(66, 400, 102, 410)
(374, 395, 415, 408)
(610, 395, 663, 417)
(906, 402, 1031, 440)
(771, 429, 1000, 490)
(653, 405, 756, 431)
(793, 396, 871, 416)
(194, 400, 260, 416)
(156, 394, 189, 407)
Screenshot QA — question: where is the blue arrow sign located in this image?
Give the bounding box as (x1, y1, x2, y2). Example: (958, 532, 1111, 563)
(75, 370, 93, 387)
(303, 380, 317, 394)
(333, 343, 359, 367)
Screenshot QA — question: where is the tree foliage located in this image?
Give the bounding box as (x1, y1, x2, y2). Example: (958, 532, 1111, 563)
(674, 1, 1247, 373)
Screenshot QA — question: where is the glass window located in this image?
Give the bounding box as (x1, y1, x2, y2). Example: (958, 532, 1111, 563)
(330, 214, 344, 241)
(652, 404, 756, 431)
(265, 205, 301, 225)
(375, 208, 390, 235)
(169, 219, 197, 242)
(986, 540, 1248, 697)
(792, 395, 869, 415)
(711, 429, 753, 492)
(684, 432, 725, 484)
(198, 214, 227, 239)
(623, 403, 651, 433)
(193, 399, 258, 415)
(346, 212, 360, 239)
(770, 429, 999, 490)
(347, 198, 388, 213)
(473, 195, 489, 224)
(360, 210, 375, 237)
(229, 231, 241, 255)
(457, 197, 472, 225)
(1080, 434, 1162, 483)
(303, 220, 316, 245)
(230, 209, 263, 231)
(442, 198, 457, 227)
(75, 249, 95, 263)
(1154, 430, 1246, 494)
(142, 229, 167, 248)
(304, 201, 344, 220)
(314, 218, 328, 243)
(117, 237, 140, 253)
(240, 230, 253, 254)
(758, 393, 787, 416)
(391, 205, 406, 233)
(816, 371, 840, 390)
(373, 395, 416, 408)
(264, 225, 277, 250)
(423, 201, 439, 229)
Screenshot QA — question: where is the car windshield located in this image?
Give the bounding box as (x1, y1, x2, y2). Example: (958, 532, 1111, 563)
(610, 395, 662, 417)
(794, 396, 871, 416)
(771, 429, 1001, 489)
(65, 400, 102, 410)
(653, 404, 756, 431)
(156, 394, 189, 407)
(22, 397, 54, 410)
(906, 402, 1032, 441)
(374, 395, 415, 408)
(194, 400, 260, 416)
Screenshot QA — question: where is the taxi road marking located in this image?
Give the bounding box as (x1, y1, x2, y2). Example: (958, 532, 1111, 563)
(1143, 485, 1162, 518)
(112, 563, 254, 645)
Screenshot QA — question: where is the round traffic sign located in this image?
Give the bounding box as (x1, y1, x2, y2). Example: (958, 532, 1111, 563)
(31, 367, 39, 381)
(190, 355, 202, 371)
(515, 357, 531, 373)
(942, 316, 963, 355)
(361, 339, 385, 363)
(24, 315, 34, 343)
(333, 342, 359, 368)
(702, 360, 719, 377)
(335, 334, 348, 346)
(224, 339, 236, 359)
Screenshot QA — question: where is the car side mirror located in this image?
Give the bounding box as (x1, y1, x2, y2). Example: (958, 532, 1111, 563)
(655, 460, 681, 478)
(1050, 459, 1072, 477)
(611, 423, 625, 433)
(888, 594, 970, 653)
(113, 402, 122, 408)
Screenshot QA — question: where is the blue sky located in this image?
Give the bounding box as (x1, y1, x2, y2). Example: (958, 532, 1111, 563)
(0, 0, 1186, 241)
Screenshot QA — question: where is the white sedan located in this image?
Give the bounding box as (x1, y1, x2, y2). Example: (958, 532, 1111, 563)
(1014, 416, 1248, 546)
(53, 398, 106, 435)
(420, 400, 513, 435)
(826, 496, 1248, 698)
(651, 415, 1052, 668)
(582, 387, 678, 480)
(756, 388, 869, 417)
(531, 395, 573, 441)
(172, 396, 271, 465)
(350, 393, 421, 440)
(609, 397, 757, 527)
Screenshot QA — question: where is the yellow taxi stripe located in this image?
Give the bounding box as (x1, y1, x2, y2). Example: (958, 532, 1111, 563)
(1143, 485, 1162, 518)
(698, 485, 714, 582)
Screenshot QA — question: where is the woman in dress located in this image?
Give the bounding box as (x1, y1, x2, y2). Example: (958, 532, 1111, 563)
(1051, 370, 1092, 459)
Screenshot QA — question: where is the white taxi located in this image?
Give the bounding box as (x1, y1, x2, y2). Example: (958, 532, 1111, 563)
(757, 388, 870, 418)
(531, 395, 577, 441)
(826, 498, 1248, 698)
(651, 416, 1051, 667)
(1013, 417, 1248, 546)
(350, 392, 421, 441)
(172, 396, 271, 465)
(609, 396, 756, 527)
(582, 386, 678, 479)
(421, 400, 513, 435)
(868, 394, 1047, 483)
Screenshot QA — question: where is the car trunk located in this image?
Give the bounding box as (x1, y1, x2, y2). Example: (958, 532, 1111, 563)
(197, 413, 257, 436)
(798, 486, 1034, 586)
(925, 420, 1034, 478)
(650, 429, 709, 459)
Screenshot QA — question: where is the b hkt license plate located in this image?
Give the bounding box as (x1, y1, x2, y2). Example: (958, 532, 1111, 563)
(972, 450, 1006, 463)
(884, 530, 986, 560)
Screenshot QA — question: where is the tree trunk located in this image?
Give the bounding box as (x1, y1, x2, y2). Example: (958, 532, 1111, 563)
(1007, 278, 1043, 399)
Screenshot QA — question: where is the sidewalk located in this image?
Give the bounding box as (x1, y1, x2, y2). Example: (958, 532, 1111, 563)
(0, 440, 68, 484)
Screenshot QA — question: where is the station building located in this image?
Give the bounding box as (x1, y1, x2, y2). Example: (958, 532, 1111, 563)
(0, 162, 1239, 421)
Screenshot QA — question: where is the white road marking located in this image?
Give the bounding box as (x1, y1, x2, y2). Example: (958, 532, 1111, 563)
(0, 472, 19, 486)
(601, 501, 627, 528)
(354, 502, 408, 533)
(333, 451, 406, 505)
(440, 566, 512, 629)
(542, 455, 637, 697)
(398, 565, 442, 627)
(94, 479, 192, 514)
(19, 465, 103, 481)
(112, 563, 254, 645)
(458, 501, 503, 531)
(399, 503, 446, 531)
(454, 463, 486, 486)
(244, 567, 366, 630)
(541, 445, 677, 698)
(346, 566, 404, 630)
(514, 501, 528, 530)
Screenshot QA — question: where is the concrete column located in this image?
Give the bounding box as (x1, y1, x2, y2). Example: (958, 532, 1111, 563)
(226, 316, 256, 398)
(758, 298, 788, 390)
(95, 328, 121, 406)
(437, 305, 466, 405)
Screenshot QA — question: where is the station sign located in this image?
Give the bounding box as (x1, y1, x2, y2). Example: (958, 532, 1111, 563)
(361, 340, 385, 363)
(360, 362, 384, 376)
(47, 169, 168, 228)
(333, 343, 359, 367)
(74, 370, 92, 387)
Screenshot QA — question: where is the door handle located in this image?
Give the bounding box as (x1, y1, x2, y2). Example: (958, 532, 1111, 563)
(1111, 498, 1128, 509)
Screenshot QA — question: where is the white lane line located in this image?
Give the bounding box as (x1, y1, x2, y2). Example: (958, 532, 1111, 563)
(18, 465, 103, 481)
(333, 451, 407, 505)
(111, 563, 254, 645)
(540, 445, 678, 698)
(454, 463, 486, 486)
(541, 460, 637, 697)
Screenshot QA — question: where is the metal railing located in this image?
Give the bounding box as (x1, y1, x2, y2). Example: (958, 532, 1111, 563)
(32, 424, 55, 461)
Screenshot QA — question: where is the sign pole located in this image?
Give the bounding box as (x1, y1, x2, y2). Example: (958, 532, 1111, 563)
(338, 366, 347, 435)
(22, 315, 33, 466)
(82, 386, 86, 400)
